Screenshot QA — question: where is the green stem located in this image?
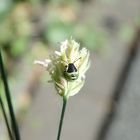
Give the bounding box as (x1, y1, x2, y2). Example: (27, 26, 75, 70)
(0, 49, 20, 140)
(57, 97, 67, 140)
(0, 96, 14, 140)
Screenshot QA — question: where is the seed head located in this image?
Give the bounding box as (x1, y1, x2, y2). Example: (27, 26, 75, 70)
(34, 38, 90, 99)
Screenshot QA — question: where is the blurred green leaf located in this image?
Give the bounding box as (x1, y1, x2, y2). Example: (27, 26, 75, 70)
(0, 0, 12, 21)
(75, 24, 107, 51)
(45, 20, 74, 46)
(10, 38, 29, 57)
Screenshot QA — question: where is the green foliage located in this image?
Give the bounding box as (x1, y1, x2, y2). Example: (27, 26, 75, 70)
(44, 4, 107, 50)
(75, 24, 107, 51)
(0, 0, 107, 61)
(10, 38, 29, 57)
(45, 20, 74, 46)
(0, 0, 12, 21)
(45, 20, 107, 51)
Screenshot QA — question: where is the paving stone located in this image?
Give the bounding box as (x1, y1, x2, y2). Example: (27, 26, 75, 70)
(105, 44, 140, 140)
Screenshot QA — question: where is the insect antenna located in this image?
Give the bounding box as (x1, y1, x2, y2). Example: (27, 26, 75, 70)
(73, 57, 81, 64)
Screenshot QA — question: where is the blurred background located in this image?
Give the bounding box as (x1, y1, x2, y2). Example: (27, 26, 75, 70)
(0, 0, 140, 140)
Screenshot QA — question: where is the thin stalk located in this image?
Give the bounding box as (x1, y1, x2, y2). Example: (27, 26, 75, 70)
(0, 49, 20, 140)
(0, 96, 14, 140)
(57, 97, 67, 140)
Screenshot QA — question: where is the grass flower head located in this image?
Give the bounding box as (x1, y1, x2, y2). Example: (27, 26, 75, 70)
(35, 38, 90, 99)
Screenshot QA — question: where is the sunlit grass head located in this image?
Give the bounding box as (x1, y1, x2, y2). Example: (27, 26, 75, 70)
(35, 38, 90, 99)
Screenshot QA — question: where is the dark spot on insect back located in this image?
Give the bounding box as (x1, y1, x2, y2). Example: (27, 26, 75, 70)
(67, 63, 77, 73)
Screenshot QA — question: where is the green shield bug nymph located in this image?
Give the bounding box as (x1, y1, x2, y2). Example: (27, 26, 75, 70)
(63, 58, 81, 81)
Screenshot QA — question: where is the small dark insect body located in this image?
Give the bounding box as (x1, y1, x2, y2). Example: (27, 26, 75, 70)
(64, 63, 79, 81)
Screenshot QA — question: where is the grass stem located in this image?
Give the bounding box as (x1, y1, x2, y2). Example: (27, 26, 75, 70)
(0, 96, 14, 140)
(0, 49, 20, 140)
(57, 97, 67, 140)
